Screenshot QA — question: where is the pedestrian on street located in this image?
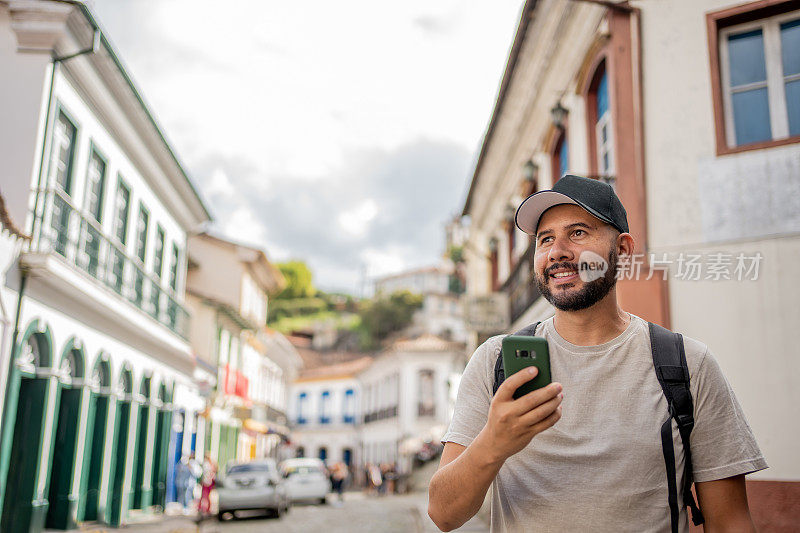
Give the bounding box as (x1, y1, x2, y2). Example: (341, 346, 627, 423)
(378, 463, 391, 496)
(174, 454, 195, 513)
(428, 175, 766, 532)
(367, 463, 382, 496)
(330, 462, 348, 505)
(198, 453, 217, 515)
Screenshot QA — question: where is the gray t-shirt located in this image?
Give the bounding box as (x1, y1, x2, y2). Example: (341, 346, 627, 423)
(442, 314, 767, 533)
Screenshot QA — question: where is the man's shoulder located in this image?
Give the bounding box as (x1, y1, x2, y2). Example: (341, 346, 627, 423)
(631, 314, 709, 375)
(471, 334, 505, 364)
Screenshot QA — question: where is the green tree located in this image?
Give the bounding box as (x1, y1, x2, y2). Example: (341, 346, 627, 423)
(358, 290, 424, 345)
(275, 260, 316, 299)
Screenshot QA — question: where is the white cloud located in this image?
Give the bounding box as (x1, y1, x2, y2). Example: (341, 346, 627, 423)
(337, 199, 378, 237)
(221, 206, 267, 247)
(90, 0, 523, 290)
(360, 246, 409, 280)
(206, 168, 234, 199)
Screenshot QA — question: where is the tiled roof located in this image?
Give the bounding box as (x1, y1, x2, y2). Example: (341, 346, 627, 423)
(388, 333, 465, 353)
(296, 356, 374, 381)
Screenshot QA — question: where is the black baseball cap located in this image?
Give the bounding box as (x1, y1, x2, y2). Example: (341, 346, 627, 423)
(515, 175, 629, 235)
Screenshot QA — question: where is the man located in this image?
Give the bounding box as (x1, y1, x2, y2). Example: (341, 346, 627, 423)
(428, 176, 766, 532)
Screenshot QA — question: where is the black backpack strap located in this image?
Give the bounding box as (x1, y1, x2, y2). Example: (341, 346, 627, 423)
(492, 322, 541, 396)
(649, 322, 705, 532)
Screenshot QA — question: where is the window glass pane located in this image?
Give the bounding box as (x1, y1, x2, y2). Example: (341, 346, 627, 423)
(169, 243, 179, 290)
(732, 87, 772, 145)
(86, 151, 105, 222)
(154, 227, 165, 277)
(53, 113, 76, 193)
(780, 19, 800, 77)
(114, 181, 130, 244)
(728, 29, 767, 87)
(785, 79, 800, 136)
(596, 70, 609, 119)
(136, 206, 148, 262)
(558, 138, 569, 178)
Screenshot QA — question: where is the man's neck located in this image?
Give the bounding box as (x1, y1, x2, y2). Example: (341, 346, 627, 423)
(552, 291, 630, 346)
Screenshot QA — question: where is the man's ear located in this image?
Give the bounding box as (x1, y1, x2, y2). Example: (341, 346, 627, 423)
(617, 232, 635, 257)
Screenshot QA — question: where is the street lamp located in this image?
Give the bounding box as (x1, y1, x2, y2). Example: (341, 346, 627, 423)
(550, 99, 568, 130)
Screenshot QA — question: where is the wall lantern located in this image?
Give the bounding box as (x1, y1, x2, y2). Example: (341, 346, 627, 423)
(550, 99, 568, 130)
(504, 204, 517, 223)
(522, 159, 538, 182)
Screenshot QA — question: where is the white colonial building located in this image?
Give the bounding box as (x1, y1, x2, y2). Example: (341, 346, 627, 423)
(287, 334, 463, 479)
(359, 335, 463, 474)
(460, 0, 799, 525)
(186, 232, 301, 470)
(0, 1, 211, 531)
(287, 356, 372, 468)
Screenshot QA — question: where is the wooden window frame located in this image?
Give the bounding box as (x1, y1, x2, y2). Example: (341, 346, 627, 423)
(169, 242, 180, 292)
(51, 106, 79, 195)
(707, 0, 800, 155)
(550, 128, 569, 183)
(112, 176, 131, 245)
(153, 225, 165, 279)
(135, 202, 149, 264)
(83, 143, 107, 223)
(584, 57, 616, 177)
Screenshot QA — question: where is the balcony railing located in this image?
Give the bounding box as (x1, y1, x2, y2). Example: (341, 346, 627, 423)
(500, 241, 541, 325)
(417, 403, 436, 417)
(363, 405, 398, 424)
(31, 187, 189, 338)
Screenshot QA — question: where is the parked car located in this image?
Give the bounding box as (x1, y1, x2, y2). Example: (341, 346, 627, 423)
(216, 459, 290, 520)
(280, 457, 332, 504)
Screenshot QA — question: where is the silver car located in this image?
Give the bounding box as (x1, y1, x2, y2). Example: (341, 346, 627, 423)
(280, 458, 332, 505)
(217, 459, 290, 520)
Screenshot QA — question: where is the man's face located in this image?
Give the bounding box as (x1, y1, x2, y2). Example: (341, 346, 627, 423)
(533, 204, 619, 312)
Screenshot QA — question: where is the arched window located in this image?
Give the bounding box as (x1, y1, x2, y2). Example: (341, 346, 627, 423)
(418, 369, 435, 417)
(320, 390, 331, 424)
(551, 129, 569, 183)
(296, 392, 307, 425)
(589, 60, 615, 180)
(343, 389, 355, 424)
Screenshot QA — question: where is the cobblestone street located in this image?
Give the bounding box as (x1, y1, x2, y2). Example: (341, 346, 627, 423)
(75, 492, 488, 533)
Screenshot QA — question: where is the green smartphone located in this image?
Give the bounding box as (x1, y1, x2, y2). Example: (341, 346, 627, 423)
(501, 335, 552, 399)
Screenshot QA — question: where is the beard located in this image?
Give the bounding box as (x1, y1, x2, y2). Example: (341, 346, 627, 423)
(535, 248, 619, 312)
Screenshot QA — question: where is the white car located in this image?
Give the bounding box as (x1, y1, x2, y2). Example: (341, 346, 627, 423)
(280, 458, 331, 504)
(216, 459, 290, 520)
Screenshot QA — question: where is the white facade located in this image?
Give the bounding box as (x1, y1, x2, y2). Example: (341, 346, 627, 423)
(640, 1, 800, 485)
(288, 372, 363, 467)
(185, 232, 299, 468)
(375, 267, 450, 296)
(0, 1, 210, 529)
(459, 0, 800, 518)
(287, 338, 462, 476)
(359, 335, 462, 474)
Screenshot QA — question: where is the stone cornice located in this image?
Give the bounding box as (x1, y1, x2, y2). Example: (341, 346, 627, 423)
(8, 0, 73, 52)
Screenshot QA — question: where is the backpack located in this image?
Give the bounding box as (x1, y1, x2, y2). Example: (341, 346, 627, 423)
(492, 321, 704, 533)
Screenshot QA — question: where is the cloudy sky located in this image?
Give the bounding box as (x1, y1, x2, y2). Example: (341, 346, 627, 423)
(90, 0, 523, 294)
